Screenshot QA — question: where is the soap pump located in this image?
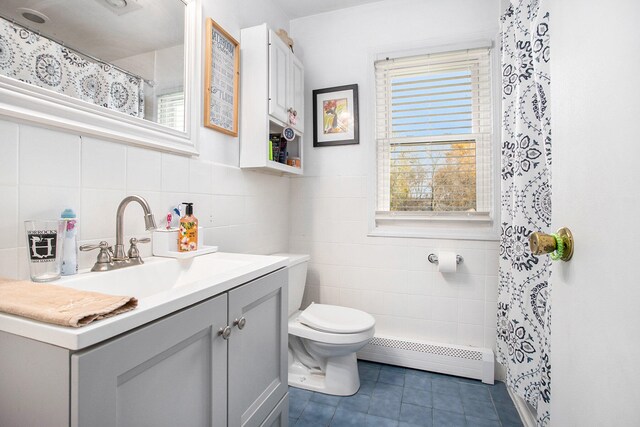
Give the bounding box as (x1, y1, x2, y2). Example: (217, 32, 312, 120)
(178, 203, 198, 252)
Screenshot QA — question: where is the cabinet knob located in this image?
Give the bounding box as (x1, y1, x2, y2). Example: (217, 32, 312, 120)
(233, 317, 247, 330)
(218, 326, 231, 340)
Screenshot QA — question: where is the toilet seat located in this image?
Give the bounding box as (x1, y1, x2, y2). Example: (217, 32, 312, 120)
(289, 310, 375, 345)
(298, 303, 375, 334)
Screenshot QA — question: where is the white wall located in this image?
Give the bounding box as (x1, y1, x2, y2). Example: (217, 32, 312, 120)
(289, 0, 502, 353)
(0, 0, 292, 280)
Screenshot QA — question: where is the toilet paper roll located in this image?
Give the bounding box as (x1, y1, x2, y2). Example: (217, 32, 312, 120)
(438, 252, 458, 273)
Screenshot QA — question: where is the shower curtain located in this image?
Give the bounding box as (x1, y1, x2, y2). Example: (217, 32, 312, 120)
(498, 0, 551, 426)
(0, 16, 145, 117)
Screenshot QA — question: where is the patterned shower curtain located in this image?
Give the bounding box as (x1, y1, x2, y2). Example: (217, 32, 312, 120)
(497, 0, 551, 426)
(0, 16, 145, 117)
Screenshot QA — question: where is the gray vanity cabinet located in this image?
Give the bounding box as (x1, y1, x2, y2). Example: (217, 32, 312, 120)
(67, 268, 287, 427)
(71, 295, 229, 427)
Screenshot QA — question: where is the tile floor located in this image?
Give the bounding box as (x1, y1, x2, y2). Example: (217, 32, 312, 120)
(288, 361, 523, 427)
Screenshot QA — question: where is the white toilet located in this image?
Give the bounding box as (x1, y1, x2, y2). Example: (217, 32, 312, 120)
(274, 253, 375, 396)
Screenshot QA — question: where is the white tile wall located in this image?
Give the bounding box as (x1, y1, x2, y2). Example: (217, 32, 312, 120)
(0, 119, 290, 280)
(290, 175, 501, 351)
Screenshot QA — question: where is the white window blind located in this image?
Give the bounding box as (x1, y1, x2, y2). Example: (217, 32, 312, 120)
(375, 47, 492, 217)
(157, 91, 185, 131)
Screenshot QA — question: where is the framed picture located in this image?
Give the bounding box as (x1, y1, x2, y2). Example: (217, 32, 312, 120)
(313, 84, 359, 147)
(204, 18, 240, 136)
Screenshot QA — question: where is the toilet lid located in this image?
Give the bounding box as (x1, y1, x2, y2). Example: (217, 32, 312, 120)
(298, 303, 375, 334)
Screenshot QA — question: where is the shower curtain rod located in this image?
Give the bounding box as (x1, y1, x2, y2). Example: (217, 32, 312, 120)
(0, 14, 155, 87)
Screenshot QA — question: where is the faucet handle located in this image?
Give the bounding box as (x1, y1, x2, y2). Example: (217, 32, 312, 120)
(80, 241, 113, 271)
(80, 241, 111, 252)
(128, 237, 150, 260)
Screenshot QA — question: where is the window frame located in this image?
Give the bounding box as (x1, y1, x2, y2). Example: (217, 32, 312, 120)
(368, 39, 501, 241)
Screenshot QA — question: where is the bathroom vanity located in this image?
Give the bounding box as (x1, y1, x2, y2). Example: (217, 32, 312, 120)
(0, 253, 289, 427)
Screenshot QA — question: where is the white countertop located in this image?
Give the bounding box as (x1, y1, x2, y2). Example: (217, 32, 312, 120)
(0, 252, 288, 350)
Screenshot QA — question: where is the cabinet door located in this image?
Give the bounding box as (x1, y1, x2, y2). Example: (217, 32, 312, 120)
(289, 54, 304, 133)
(260, 394, 289, 427)
(228, 269, 288, 427)
(268, 31, 290, 124)
(71, 295, 228, 427)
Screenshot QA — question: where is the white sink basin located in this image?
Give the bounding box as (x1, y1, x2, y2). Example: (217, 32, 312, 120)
(60, 253, 254, 300)
(0, 252, 288, 350)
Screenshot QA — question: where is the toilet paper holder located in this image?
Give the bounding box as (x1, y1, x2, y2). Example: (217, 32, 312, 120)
(428, 254, 463, 265)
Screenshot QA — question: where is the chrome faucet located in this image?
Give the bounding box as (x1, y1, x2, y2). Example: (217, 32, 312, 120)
(80, 195, 157, 272)
(114, 195, 157, 260)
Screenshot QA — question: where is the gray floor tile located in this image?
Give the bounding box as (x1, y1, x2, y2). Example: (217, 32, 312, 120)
(359, 380, 376, 396)
(432, 393, 464, 414)
(296, 417, 330, 427)
(399, 403, 433, 426)
(488, 382, 511, 403)
(461, 399, 498, 421)
(379, 369, 406, 386)
(366, 414, 400, 427)
(333, 361, 524, 427)
(373, 383, 404, 402)
(358, 362, 381, 381)
(433, 409, 467, 427)
(432, 380, 460, 397)
(338, 393, 371, 413)
(330, 407, 367, 426)
(402, 387, 432, 408)
(359, 360, 381, 369)
(290, 394, 309, 418)
(465, 415, 501, 427)
(494, 399, 522, 424)
(290, 386, 315, 402)
(299, 402, 337, 427)
(405, 374, 432, 391)
(361, 366, 382, 381)
(461, 392, 492, 406)
(311, 392, 342, 407)
(458, 384, 491, 403)
(381, 363, 407, 374)
(368, 396, 402, 420)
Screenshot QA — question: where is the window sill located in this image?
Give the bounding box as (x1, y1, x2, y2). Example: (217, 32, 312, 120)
(370, 213, 499, 241)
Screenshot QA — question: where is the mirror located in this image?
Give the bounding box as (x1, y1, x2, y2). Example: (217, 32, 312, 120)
(0, 0, 199, 155)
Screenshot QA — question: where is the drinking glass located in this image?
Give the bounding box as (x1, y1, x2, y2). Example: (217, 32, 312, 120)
(24, 220, 66, 282)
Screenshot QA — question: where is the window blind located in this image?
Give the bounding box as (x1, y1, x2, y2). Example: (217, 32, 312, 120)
(375, 47, 492, 215)
(157, 91, 185, 131)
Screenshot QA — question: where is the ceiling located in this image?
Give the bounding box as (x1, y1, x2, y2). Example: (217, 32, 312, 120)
(271, 0, 385, 20)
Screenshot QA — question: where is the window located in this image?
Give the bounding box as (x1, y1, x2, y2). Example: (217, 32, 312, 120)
(375, 47, 493, 226)
(157, 91, 185, 131)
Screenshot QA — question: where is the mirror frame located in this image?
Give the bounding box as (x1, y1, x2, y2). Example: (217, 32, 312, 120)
(0, 0, 201, 156)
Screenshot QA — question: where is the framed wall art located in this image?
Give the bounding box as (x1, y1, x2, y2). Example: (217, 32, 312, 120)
(204, 18, 240, 136)
(313, 84, 359, 147)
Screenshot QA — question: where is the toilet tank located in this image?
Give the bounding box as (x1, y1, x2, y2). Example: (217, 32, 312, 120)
(272, 253, 310, 317)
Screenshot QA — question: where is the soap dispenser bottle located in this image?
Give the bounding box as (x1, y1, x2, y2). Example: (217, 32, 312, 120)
(178, 203, 198, 252)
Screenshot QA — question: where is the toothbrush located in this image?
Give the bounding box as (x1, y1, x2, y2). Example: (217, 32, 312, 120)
(166, 213, 172, 230)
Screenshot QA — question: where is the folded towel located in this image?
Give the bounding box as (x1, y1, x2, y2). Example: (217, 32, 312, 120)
(0, 279, 137, 328)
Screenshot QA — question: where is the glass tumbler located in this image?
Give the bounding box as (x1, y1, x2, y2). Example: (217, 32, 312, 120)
(24, 220, 66, 282)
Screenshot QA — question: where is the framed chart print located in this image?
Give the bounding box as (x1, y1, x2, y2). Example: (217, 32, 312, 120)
(312, 84, 359, 147)
(204, 18, 240, 136)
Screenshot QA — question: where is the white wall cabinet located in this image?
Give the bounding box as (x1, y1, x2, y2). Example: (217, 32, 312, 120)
(0, 269, 288, 427)
(241, 24, 304, 175)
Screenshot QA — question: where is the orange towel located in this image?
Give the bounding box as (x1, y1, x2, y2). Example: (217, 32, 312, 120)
(0, 279, 137, 327)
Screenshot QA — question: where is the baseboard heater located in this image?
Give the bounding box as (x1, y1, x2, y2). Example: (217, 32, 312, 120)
(357, 335, 495, 384)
